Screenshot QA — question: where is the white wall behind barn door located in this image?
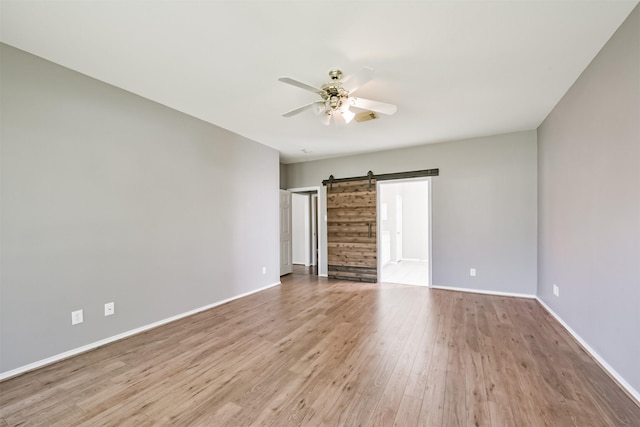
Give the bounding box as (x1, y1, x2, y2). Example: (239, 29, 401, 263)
(292, 193, 311, 266)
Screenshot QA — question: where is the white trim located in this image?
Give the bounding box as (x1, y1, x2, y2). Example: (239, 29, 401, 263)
(319, 273, 328, 278)
(430, 285, 536, 299)
(287, 186, 324, 276)
(536, 297, 640, 406)
(0, 281, 281, 381)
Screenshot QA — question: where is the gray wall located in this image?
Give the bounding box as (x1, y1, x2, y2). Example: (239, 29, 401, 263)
(538, 5, 640, 393)
(0, 44, 280, 374)
(286, 130, 538, 295)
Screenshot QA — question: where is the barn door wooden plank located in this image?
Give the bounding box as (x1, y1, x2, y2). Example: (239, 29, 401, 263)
(327, 179, 377, 282)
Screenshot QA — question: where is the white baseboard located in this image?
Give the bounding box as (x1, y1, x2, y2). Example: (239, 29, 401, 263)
(0, 281, 281, 381)
(430, 285, 536, 299)
(536, 297, 640, 406)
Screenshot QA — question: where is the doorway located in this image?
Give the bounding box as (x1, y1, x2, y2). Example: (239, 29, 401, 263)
(289, 188, 320, 276)
(378, 178, 431, 286)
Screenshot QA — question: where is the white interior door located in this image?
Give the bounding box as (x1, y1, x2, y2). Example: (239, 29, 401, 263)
(280, 190, 293, 276)
(292, 193, 310, 266)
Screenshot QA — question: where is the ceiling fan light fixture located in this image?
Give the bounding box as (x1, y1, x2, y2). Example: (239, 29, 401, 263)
(312, 101, 325, 115)
(279, 67, 397, 126)
(342, 108, 355, 123)
(332, 112, 348, 126)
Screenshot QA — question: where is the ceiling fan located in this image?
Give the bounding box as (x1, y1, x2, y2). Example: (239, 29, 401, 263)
(279, 67, 397, 126)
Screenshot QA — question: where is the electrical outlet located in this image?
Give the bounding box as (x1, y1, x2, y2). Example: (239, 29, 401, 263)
(71, 310, 83, 325)
(262, 266, 267, 275)
(553, 284, 560, 297)
(470, 268, 476, 277)
(104, 302, 115, 316)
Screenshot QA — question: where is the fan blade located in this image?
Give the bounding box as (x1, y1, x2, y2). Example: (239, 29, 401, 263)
(282, 103, 314, 117)
(278, 77, 325, 95)
(282, 101, 325, 117)
(349, 97, 397, 115)
(342, 66, 374, 93)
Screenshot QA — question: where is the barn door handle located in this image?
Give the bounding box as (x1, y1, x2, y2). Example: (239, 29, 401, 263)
(368, 223, 372, 238)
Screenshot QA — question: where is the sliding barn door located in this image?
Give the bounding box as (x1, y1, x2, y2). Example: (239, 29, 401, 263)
(327, 179, 377, 282)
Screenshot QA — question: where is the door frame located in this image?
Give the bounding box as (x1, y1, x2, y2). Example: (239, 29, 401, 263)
(377, 178, 432, 287)
(287, 186, 325, 276)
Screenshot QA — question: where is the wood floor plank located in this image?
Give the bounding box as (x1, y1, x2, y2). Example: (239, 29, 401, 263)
(416, 292, 452, 426)
(393, 394, 422, 427)
(369, 288, 431, 425)
(476, 298, 518, 426)
(1, 273, 639, 426)
(464, 296, 491, 427)
(442, 294, 468, 427)
(339, 288, 421, 426)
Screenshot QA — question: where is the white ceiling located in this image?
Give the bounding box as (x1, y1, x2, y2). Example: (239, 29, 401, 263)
(1, 1, 637, 163)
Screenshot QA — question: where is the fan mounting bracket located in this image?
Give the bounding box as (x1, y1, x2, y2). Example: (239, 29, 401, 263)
(328, 69, 343, 80)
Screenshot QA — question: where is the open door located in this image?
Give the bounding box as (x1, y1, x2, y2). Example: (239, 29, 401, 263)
(280, 189, 293, 276)
(327, 179, 377, 282)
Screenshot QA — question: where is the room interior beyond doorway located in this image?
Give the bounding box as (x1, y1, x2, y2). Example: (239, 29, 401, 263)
(379, 178, 431, 286)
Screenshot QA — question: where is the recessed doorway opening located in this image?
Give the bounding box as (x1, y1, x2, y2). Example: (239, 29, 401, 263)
(289, 187, 320, 276)
(378, 178, 431, 286)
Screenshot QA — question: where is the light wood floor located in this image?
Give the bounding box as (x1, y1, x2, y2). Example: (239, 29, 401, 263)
(1, 273, 639, 426)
